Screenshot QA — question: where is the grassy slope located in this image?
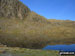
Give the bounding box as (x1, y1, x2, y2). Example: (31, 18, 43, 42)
(0, 47, 58, 56)
(0, 17, 75, 48)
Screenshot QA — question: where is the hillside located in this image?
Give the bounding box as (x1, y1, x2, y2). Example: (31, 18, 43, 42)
(0, 0, 75, 49)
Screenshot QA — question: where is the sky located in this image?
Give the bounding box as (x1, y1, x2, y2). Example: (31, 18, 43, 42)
(20, 0, 75, 21)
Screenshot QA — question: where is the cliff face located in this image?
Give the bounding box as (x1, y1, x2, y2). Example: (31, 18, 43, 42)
(0, 0, 30, 19)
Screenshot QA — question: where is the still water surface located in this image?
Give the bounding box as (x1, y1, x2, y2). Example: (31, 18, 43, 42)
(43, 44, 75, 51)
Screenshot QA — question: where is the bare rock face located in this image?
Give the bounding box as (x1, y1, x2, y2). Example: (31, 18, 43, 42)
(0, 0, 30, 19)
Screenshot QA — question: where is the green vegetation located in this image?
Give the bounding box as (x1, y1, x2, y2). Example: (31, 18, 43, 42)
(0, 47, 58, 56)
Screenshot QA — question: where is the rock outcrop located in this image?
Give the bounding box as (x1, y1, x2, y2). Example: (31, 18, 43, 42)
(0, 0, 30, 19)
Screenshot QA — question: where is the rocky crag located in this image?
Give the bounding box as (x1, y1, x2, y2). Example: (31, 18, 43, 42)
(0, 0, 30, 19)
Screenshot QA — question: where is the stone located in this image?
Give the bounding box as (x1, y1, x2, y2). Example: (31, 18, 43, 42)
(0, 0, 30, 19)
